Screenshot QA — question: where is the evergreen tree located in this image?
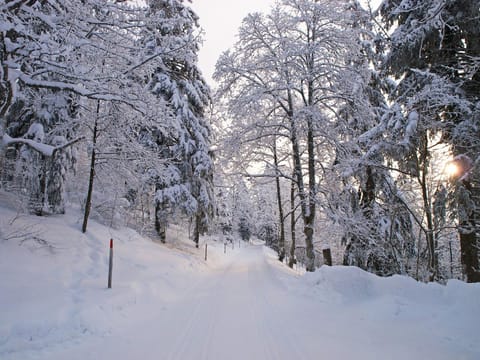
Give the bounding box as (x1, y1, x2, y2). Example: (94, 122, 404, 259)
(143, 0, 214, 244)
(0, 1, 79, 215)
(380, 0, 480, 282)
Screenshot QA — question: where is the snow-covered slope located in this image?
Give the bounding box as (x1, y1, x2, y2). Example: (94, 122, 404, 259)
(0, 206, 214, 358)
(1, 205, 479, 359)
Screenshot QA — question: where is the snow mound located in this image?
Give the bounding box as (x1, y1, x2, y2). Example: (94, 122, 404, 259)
(305, 265, 480, 307)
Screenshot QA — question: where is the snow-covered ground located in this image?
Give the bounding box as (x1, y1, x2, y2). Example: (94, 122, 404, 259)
(1, 205, 479, 360)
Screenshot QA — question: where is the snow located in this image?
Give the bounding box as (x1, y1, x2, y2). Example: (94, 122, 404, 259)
(405, 110, 418, 139)
(1, 205, 479, 360)
(25, 123, 45, 143)
(2, 134, 56, 157)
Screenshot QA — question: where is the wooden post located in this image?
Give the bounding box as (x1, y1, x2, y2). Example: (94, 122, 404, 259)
(322, 247, 332, 266)
(108, 239, 113, 288)
(205, 243, 208, 261)
(224, 243, 226, 254)
(449, 241, 453, 278)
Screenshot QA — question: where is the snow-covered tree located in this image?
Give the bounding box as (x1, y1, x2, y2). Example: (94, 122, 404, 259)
(0, 1, 82, 214)
(214, 182, 234, 236)
(379, 0, 480, 282)
(322, 1, 417, 276)
(141, 0, 214, 245)
(215, 0, 360, 271)
(1, 0, 156, 221)
(0, 0, 213, 239)
(230, 178, 254, 242)
(252, 179, 280, 250)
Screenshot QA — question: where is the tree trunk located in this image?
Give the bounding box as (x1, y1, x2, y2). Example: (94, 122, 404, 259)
(28, 153, 46, 216)
(304, 117, 316, 272)
(291, 130, 312, 269)
(47, 150, 66, 214)
(288, 100, 315, 271)
(291, 127, 315, 271)
(273, 136, 286, 262)
(288, 176, 296, 268)
(419, 136, 437, 281)
(193, 214, 200, 248)
(459, 180, 479, 282)
(82, 101, 100, 233)
(459, 228, 479, 282)
(155, 202, 167, 243)
(322, 248, 332, 266)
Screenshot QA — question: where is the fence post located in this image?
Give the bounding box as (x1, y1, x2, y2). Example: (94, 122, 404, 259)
(205, 243, 208, 261)
(224, 242, 226, 254)
(108, 238, 113, 288)
(322, 247, 332, 266)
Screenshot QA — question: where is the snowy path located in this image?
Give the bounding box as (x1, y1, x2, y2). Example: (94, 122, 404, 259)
(34, 245, 310, 360)
(14, 243, 475, 360)
(2, 220, 479, 360)
(160, 245, 305, 360)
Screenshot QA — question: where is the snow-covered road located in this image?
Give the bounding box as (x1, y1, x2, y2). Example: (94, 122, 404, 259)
(38, 245, 312, 360)
(1, 208, 479, 360)
(19, 244, 477, 360)
(158, 245, 306, 360)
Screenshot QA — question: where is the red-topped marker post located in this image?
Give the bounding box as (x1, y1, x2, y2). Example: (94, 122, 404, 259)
(108, 238, 113, 289)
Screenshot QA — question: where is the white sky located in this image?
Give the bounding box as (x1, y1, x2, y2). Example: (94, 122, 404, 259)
(189, 0, 382, 87)
(190, 0, 275, 86)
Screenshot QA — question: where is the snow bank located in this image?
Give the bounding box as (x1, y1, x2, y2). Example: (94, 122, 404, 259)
(0, 206, 216, 359)
(300, 265, 480, 358)
(304, 265, 480, 308)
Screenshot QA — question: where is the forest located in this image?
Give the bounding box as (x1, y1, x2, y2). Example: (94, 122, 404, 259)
(1, 0, 479, 284)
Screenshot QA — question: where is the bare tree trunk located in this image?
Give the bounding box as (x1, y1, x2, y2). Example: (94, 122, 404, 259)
(458, 180, 479, 282)
(288, 176, 296, 268)
(82, 101, 100, 233)
(419, 136, 437, 281)
(193, 214, 200, 248)
(286, 82, 315, 271)
(290, 117, 315, 271)
(304, 117, 316, 272)
(273, 136, 286, 262)
(155, 202, 167, 243)
(322, 248, 332, 266)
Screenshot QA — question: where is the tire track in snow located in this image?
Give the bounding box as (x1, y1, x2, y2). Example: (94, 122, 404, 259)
(247, 274, 281, 359)
(165, 264, 231, 360)
(248, 247, 307, 360)
(167, 245, 289, 360)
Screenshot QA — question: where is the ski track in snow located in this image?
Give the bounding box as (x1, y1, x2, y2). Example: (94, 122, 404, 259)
(164, 245, 302, 360)
(165, 266, 223, 360)
(248, 255, 305, 359)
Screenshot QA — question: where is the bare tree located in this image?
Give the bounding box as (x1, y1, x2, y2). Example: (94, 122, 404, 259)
(215, 0, 359, 271)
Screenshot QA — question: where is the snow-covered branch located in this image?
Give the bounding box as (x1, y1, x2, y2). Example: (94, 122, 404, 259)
(2, 134, 84, 157)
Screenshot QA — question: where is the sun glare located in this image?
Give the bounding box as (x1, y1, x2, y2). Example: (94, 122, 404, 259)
(445, 162, 460, 178)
